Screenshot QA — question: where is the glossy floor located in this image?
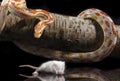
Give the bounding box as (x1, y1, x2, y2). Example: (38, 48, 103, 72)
(1, 42, 120, 81)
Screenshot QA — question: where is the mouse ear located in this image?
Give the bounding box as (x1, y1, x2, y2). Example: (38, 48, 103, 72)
(63, 61, 65, 64)
(61, 61, 65, 64)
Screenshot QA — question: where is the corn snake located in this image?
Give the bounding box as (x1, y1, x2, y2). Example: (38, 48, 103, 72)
(0, 0, 54, 38)
(0, 0, 117, 62)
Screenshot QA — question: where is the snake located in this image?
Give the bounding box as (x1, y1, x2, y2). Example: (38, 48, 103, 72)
(0, 0, 117, 62)
(0, 0, 54, 38)
(62, 8, 117, 62)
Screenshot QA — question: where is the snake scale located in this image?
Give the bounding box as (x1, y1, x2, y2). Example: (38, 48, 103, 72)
(0, 0, 117, 62)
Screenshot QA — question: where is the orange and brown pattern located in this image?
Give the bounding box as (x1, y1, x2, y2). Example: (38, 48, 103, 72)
(0, 0, 117, 62)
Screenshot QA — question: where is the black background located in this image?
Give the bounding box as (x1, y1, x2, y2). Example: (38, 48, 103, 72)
(0, 0, 120, 81)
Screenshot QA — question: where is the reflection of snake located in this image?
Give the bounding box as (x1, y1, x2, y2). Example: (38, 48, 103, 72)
(0, 0, 117, 62)
(66, 68, 110, 81)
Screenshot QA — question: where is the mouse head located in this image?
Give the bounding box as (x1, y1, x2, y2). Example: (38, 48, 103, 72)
(52, 61, 65, 75)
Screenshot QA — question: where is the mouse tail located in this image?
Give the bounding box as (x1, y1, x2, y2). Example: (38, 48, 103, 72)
(19, 74, 36, 78)
(19, 65, 37, 70)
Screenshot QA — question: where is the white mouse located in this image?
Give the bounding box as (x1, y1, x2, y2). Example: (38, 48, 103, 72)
(19, 60, 65, 78)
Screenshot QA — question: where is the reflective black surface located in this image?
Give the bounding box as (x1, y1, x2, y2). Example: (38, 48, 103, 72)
(23, 68, 120, 81)
(1, 42, 120, 81)
(1, 0, 120, 81)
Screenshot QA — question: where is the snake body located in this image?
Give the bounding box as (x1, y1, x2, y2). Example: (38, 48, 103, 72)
(0, 0, 54, 38)
(62, 8, 117, 62)
(0, 0, 117, 62)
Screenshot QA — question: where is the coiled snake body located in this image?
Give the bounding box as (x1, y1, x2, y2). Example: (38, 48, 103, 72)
(0, 0, 117, 62)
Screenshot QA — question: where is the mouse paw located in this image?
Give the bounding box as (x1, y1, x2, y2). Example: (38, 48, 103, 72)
(32, 71, 38, 76)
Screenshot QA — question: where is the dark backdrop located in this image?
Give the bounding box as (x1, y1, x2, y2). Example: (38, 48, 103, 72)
(0, 0, 120, 81)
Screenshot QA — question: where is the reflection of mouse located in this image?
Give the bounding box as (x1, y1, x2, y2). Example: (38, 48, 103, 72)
(19, 60, 65, 78)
